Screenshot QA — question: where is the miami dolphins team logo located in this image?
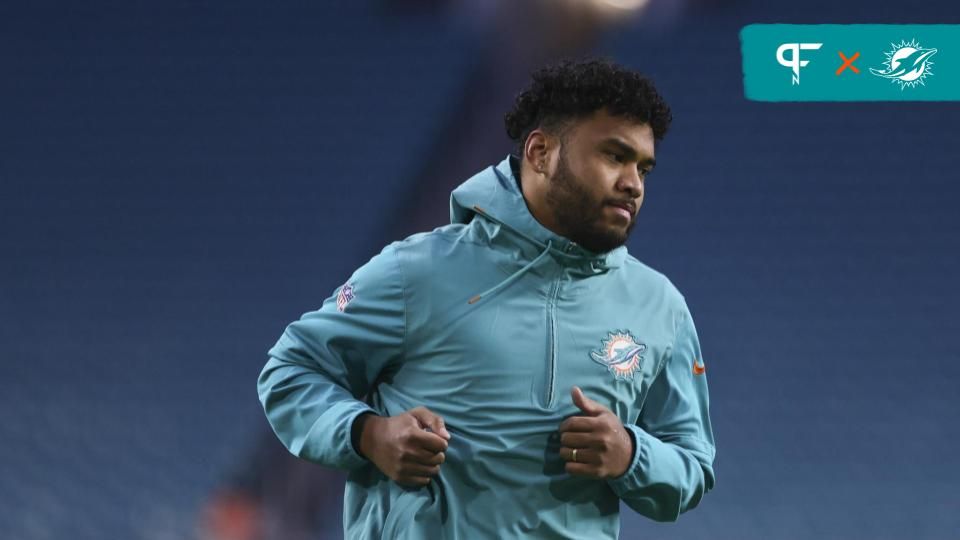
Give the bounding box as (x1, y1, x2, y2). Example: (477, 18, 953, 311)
(870, 39, 937, 90)
(590, 330, 646, 380)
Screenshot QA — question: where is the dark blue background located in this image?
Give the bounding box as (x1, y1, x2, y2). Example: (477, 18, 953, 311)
(2, 1, 958, 538)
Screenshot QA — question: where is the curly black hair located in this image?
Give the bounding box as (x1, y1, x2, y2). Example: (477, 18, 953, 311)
(504, 58, 672, 154)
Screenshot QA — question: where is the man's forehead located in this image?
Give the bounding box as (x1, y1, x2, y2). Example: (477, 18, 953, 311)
(575, 110, 655, 156)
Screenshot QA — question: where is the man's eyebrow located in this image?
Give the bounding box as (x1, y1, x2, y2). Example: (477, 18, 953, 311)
(601, 137, 656, 168)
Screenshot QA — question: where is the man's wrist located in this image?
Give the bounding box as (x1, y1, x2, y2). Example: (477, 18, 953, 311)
(351, 412, 378, 459)
(612, 424, 638, 479)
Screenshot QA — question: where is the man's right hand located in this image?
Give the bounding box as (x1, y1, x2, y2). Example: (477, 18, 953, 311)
(354, 406, 451, 487)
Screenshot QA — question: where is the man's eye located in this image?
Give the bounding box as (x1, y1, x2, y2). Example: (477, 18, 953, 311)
(606, 152, 624, 163)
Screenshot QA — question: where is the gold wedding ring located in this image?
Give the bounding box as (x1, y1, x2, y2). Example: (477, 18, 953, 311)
(572, 448, 578, 463)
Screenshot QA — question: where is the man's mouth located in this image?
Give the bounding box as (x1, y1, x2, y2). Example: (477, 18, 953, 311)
(606, 201, 636, 220)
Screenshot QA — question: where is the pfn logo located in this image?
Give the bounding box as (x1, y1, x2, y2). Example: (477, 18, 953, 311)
(776, 42, 823, 85)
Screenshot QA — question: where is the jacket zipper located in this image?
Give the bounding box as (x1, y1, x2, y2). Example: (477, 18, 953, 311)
(545, 274, 561, 407)
(545, 243, 574, 407)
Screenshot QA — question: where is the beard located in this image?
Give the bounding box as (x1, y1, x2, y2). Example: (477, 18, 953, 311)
(544, 151, 637, 254)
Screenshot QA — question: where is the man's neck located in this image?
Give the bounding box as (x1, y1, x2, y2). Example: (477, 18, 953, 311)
(515, 157, 565, 238)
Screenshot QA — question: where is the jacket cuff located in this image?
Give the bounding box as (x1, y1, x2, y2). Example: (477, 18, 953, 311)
(303, 400, 376, 470)
(607, 423, 650, 496)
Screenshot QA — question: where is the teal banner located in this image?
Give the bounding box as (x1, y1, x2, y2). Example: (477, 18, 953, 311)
(740, 24, 960, 101)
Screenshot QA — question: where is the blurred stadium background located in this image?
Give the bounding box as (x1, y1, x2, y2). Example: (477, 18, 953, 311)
(1, 1, 958, 539)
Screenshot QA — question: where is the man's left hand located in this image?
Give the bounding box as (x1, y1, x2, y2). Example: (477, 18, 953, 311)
(558, 386, 634, 479)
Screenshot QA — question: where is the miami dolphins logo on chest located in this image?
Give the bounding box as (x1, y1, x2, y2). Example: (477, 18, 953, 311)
(590, 330, 646, 381)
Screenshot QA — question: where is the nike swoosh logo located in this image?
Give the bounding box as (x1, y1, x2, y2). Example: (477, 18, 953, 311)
(693, 358, 706, 375)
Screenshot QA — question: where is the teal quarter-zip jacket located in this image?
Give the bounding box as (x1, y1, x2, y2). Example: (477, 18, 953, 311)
(258, 155, 716, 539)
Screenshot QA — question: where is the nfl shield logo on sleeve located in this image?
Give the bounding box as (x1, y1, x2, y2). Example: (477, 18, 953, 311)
(336, 282, 355, 312)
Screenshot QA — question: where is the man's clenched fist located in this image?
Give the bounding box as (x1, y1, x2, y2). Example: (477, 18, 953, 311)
(558, 386, 634, 479)
(353, 406, 451, 487)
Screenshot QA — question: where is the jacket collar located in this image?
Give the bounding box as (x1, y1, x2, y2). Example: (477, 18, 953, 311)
(450, 154, 627, 271)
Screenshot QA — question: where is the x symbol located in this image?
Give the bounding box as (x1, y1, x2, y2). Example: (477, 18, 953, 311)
(836, 51, 860, 75)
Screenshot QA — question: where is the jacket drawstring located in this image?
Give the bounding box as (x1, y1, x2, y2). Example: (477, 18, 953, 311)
(467, 240, 554, 305)
(465, 204, 613, 305)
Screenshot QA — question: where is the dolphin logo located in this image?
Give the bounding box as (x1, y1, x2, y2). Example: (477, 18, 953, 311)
(590, 344, 646, 368)
(870, 39, 937, 89)
(589, 330, 646, 380)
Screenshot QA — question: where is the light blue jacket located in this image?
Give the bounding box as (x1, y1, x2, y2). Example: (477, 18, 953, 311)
(258, 155, 716, 539)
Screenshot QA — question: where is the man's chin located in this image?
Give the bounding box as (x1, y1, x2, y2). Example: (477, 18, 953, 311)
(573, 228, 630, 254)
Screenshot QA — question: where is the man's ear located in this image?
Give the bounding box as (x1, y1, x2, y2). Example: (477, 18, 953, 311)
(523, 129, 559, 176)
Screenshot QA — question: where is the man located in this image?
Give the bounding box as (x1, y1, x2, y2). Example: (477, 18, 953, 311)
(258, 58, 715, 539)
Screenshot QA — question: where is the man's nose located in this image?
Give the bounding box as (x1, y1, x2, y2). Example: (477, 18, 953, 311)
(617, 170, 643, 199)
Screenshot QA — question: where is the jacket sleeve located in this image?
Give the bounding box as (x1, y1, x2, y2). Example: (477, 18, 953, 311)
(607, 299, 716, 521)
(257, 244, 405, 471)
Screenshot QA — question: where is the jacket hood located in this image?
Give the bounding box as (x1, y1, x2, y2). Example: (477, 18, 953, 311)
(449, 155, 628, 271)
